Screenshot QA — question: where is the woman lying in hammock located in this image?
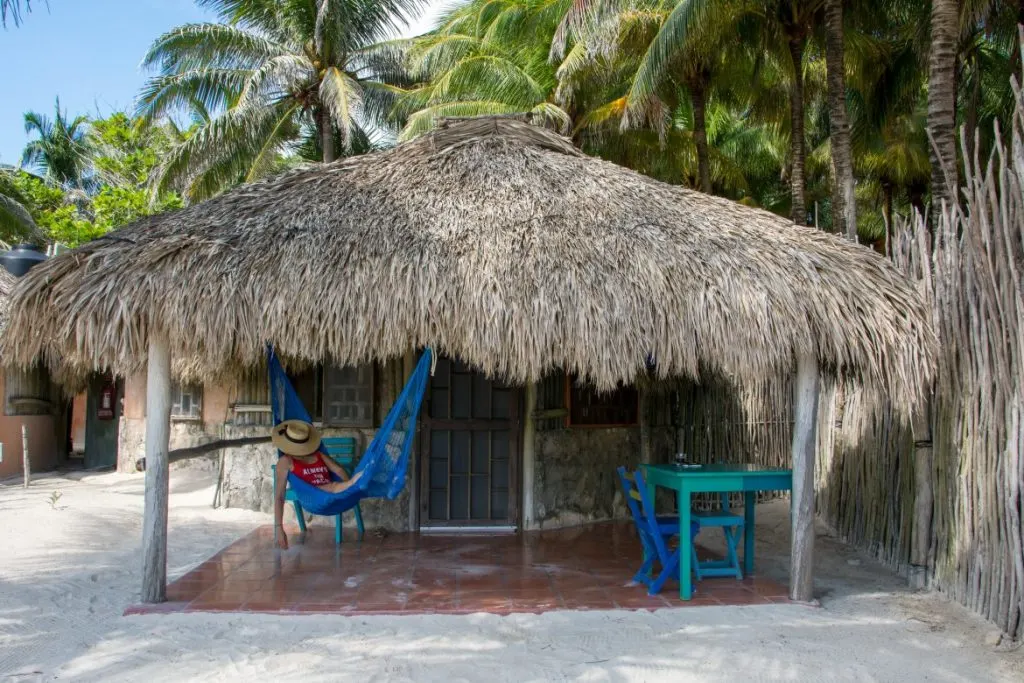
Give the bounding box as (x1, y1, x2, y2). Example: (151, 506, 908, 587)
(272, 420, 363, 550)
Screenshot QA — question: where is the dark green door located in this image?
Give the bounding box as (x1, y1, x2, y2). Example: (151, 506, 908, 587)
(84, 375, 121, 469)
(419, 357, 520, 527)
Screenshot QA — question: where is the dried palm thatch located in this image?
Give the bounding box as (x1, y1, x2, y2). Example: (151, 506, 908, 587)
(0, 267, 15, 339)
(1, 117, 934, 406)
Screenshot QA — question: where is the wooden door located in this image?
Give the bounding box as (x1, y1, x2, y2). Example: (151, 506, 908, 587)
(419, 357, 520, 527)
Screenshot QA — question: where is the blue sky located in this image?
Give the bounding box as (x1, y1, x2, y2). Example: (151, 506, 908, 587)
(0, 0, 450, 166)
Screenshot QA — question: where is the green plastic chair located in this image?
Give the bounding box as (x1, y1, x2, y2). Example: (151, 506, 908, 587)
(271, 436, 366, 544)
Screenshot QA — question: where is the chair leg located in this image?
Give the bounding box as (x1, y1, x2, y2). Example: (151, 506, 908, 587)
(724, 526, 743, 579)
(649, 548, 681, 595)
(292, 501, 307, 533)
(353, 503, 365, 541)
(633, 554, 655, 585)
(691, 543, 703, 581)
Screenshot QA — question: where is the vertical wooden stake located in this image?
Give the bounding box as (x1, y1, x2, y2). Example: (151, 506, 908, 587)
(142, 336, 172, 603)
(21, 424, 30, 488)
(790, 353, 820, 602)
(521, 381, 537, 530)
(404, 350, 417, 532)
(910, 398, 934, 589)
(639, 387, 652, 465)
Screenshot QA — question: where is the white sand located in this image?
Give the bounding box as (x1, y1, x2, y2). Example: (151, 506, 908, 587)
(1, 469, 1021, 683)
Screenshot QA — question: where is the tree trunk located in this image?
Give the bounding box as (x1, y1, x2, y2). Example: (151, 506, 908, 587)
(927, 0, 960, 209)
(789, 36, 808, 226)
(319, 108, 336, 163)
(690, 78, 713, 194)
(824, 0, 857, 239)
(964, 57, 981, 167)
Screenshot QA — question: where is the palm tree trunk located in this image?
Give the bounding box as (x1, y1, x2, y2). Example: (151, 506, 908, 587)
(690, 78, 713, 194)
(789, 36, 808, 226)
(964, 57, 981, 166)
(927, 0, 960, 209)
(319, 108, 337, 163)
(824, 0, 856, 239)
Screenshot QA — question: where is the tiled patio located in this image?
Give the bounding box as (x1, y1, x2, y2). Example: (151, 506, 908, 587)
(127, 522, 789, 616)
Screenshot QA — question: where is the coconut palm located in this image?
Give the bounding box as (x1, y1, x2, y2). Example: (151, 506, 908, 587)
(927, 0, 960, 209)
(0, 168, 46, 244)
(582, 0, 824, 225)
(139, 0, 426, 201)
(824, 0, 855, 238)
(1, 0, 39, 27)
(395, 0, 572, 140)
(21, 99, 93, 191)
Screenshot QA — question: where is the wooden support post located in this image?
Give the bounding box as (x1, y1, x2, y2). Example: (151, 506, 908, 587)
(909, 398, 934, 589)
(639, 387, 652, 465)
(21, 424, 30, 488)
(790, 353, 820, 602)
(141, 336, 172, 603)
(521, 381, 538, 530)
(404, 350, 417, 532)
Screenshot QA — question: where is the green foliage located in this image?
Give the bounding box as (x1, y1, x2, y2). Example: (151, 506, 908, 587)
(10, 112, 184, 247)
(138, 0, 430, 201)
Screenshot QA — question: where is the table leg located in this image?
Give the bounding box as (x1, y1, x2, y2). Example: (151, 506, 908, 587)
(744, 490, 756, 575)
(679, 489, 692, 600)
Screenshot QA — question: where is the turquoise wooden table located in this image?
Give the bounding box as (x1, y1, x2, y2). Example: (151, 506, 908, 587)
(641, 463, 793, 600)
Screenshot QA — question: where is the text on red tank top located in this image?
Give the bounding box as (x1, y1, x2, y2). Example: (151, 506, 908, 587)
(291, 453, 332, 487)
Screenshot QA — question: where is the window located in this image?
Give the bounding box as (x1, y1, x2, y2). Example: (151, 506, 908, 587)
(171, 383, 203, 420)
(323, 364, 374, 428)
(568, 380, 638, 426)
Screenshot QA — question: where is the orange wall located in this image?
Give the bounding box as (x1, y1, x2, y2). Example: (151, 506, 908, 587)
(123, 373, 146, 419)
(203, 384, 231, 430)
(0, 415, 58, 479)
(71, 393, 87, 452)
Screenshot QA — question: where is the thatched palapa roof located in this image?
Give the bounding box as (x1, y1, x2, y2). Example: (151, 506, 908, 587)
(1, 117, 934, 407)
(0, 268, 15, 340)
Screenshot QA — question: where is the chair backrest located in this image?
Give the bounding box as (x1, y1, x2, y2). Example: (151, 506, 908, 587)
(616, 466, 671, 560)
(320, 437, 358, 466)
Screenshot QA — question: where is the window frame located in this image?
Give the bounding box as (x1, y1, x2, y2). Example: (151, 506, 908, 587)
(170, 382, 203, 421)
(321, 362, 375, 429)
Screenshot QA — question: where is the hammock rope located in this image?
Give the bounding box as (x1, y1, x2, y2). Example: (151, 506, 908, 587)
(269, 347, 432, 516)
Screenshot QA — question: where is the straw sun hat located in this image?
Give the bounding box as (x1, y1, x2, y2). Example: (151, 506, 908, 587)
(271, 419, 322, 457)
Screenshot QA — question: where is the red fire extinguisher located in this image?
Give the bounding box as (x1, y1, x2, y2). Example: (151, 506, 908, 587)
(98, 382, 117, 420)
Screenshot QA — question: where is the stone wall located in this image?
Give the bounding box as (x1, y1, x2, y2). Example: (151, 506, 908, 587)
(532, 427, 640, 528)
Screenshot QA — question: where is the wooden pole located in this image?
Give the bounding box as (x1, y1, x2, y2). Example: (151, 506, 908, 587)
(909, 398, 934, 589)
(141, 336, 172, 603)
(21, 424, 30, 488)
(521, 381, 538, 530)
(790, 353, 820, 602)
(404, 350, 417, 532)
(638, 387, 652, 465)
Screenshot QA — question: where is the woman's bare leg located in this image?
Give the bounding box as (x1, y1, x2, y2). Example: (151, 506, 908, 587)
(319, 470, 364, 494)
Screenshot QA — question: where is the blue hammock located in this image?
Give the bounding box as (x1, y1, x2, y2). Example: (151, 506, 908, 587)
(269, 347, 432, 516)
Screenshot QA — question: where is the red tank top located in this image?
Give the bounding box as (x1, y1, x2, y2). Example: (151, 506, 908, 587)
(290, 453, 332, 487)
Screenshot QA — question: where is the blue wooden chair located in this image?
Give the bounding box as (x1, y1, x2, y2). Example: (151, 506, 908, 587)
(616, 466, 699, 595)
(271, 436, 366, 545)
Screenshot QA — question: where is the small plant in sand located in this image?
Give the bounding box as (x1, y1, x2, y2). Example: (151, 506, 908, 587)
(48, 490, 62, 510)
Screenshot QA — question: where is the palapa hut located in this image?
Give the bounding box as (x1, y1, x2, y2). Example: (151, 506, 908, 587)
(1, 117, 934, 603)
(0, 266, 63, 479)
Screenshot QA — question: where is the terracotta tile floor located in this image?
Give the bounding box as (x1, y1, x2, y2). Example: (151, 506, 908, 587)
(126, 522, 789, 616)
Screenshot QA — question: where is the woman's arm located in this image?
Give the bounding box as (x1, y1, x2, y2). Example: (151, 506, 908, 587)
(274, 456, 292, 550)
(321, 451, 351, 481)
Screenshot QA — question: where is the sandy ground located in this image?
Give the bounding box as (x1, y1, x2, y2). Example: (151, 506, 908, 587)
(1, 469, 1021, 683)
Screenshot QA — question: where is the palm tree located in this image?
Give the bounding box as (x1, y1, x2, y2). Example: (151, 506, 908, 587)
(0, 168, 45, 244)
(395, 0, 571, 140)
(586, 0, 822, 224)
(927, 0, 961, 209)
(1, 0, 39, 27)
(824, 0, 856, 238)
(139, 0, 426, 201)
(21, 99, 93, 190)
